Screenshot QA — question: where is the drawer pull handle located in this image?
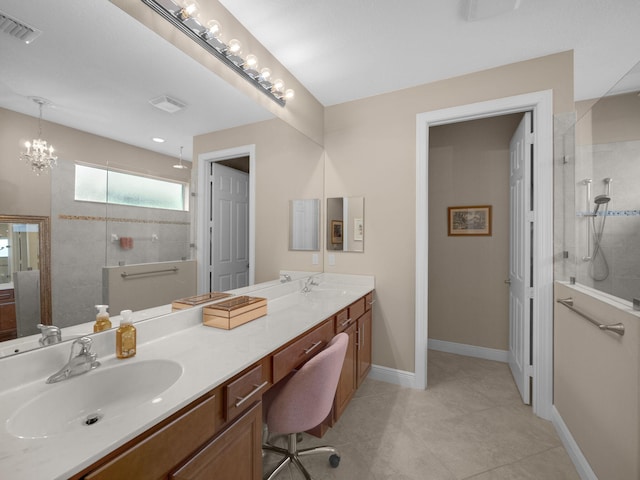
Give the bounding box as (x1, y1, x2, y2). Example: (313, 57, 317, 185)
(303, 341, 322, 355)
(340, 318, 352, 327)
(235, 381, 268, 408)
(368, 299, 376, 305)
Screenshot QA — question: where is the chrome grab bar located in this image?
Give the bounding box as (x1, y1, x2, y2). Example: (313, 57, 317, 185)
(557, 297, 625, 336)
(121, 267, 178, 278)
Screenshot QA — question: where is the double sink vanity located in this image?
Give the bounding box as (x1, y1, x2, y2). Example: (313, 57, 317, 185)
(0, 272, 374, 480)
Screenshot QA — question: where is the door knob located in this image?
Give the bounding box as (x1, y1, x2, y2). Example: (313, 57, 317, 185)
(504, 279, 511, 285)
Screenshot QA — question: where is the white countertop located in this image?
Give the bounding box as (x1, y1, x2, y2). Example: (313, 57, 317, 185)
(0, 273, 373, 480)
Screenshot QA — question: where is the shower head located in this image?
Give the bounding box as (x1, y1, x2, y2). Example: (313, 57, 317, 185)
(592, 194, 611, 215)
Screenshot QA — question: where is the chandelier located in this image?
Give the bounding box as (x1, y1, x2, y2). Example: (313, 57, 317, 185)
(20, 97, 57, 175)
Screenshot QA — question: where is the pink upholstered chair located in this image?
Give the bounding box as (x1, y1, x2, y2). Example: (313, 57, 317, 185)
(262, 332, 349, 480)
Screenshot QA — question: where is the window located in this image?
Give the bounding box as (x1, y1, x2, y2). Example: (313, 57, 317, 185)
(74, 164, 188, 211)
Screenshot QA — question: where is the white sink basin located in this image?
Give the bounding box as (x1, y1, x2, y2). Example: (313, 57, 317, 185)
(6, 359, 182, 439)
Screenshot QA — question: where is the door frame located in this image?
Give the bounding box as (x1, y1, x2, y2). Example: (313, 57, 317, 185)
(415, 90, 554, 420)
(197, 145, 256, 294)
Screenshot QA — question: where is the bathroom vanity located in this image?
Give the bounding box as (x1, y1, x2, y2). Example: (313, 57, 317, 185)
(0, 273, 374, 480)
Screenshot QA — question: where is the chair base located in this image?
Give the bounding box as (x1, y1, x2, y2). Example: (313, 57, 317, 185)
(263, 432, 340, 480)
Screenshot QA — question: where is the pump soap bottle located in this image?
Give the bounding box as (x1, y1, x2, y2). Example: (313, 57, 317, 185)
(93, 305, 112, 333)
(116, 309, 137, 359)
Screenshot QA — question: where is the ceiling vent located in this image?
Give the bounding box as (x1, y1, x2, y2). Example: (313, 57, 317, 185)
(463, 0, 521, 22)
(0, 10, 42, 44)
(149, 95, 187, 113)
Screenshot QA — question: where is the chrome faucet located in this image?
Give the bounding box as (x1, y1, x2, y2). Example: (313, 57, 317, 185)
(301, 276, 319, 293)
(46, 337, 100, 384)
(280, 273, 292, 283)
(38, 323, 62, 346)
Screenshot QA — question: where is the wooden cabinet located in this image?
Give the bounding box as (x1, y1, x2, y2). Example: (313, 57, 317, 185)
(272, 318, 333, 383)
(334, 321, 357, 420)
(356, 309, 372, 387)
(171, 402, 262, 480)
(333, 293, 373, 422)
(84, 392, 220, 480)
(0, 289, 16, 342)
(78, 292, 373, 479)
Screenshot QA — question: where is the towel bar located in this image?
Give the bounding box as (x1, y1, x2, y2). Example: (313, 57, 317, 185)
(120, 267, 179, 278)
(557, 297, 625, 336)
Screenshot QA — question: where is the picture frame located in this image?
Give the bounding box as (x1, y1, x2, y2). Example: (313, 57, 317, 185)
(331, 220, 343, 244)
(447, 205, 492, 236)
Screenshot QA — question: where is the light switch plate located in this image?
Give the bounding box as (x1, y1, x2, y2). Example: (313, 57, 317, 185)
(312, 253, 319, 265)
(328, 254, 335, 266)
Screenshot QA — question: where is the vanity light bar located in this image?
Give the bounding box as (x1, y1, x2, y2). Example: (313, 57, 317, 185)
(141, 0, 287, 107)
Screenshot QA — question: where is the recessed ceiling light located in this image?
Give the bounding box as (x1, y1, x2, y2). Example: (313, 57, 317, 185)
(152, 137, 165, 143)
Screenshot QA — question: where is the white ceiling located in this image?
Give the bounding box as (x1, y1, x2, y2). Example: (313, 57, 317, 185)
(1, 0, 639, 161)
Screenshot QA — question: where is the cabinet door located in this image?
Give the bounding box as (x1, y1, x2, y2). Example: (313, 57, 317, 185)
(171, 402, 262, 480)
(0, 289, 16, 341)
(334, 322, 357, 421)
(356, 309, 372, 387)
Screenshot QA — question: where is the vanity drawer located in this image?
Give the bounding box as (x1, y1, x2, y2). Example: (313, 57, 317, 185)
(86, 392, 218, 480)
(334, 308, 353, 333)
(365, 292, 373, 311)
(272, 319, 333, 383)
(348, 298, 365, 322)
(0, 289, 14, 303)
(225, 364, 267, 422)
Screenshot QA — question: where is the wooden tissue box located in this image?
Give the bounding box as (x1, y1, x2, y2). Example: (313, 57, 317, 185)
(203, 296, 267, 330)
(172, 292, 232, 311)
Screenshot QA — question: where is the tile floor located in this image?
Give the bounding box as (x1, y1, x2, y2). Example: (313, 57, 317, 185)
(263, 350, 580, 480)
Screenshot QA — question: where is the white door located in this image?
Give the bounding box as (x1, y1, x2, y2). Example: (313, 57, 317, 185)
(508, 112, 533, 404)
(209, 163, 249, 292)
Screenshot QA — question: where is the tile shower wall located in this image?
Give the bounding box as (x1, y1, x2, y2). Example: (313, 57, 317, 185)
(574, 140, 640, 302)
(51, 159, 191, 328)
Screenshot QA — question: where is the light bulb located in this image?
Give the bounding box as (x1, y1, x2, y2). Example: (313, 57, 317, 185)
(177, 1, 198, 20)
(259, 67, 272, 82)
(227, 39, 242, 56)
(271, 78, 285, 93)
(205, 19, 221, 38)
(244, 54, 258, 70)
(284, 89, 295, 100)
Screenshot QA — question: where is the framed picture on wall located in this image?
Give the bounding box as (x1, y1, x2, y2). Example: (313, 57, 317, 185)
(448, 205, 492, 236)
(331, 220, 343, 244)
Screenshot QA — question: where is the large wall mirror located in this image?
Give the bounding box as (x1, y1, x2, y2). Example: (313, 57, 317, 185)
(0, 1, 324, 357)
(0, 215, 51, 341)
(327, 197, 365, 252)
(289, 199, 320, 251)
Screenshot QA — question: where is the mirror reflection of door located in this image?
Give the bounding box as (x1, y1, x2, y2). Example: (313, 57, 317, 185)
(209, 162, 250, 292)
(0, 216, 50, 342)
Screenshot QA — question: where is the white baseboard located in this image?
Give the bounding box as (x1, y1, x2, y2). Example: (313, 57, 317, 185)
(368, 364, 416, 388)
(551, 406, 597, 480)
(428, 339, 509, 363)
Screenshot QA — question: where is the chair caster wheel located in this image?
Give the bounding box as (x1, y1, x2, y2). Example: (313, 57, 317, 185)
(329, 454, 340, 468)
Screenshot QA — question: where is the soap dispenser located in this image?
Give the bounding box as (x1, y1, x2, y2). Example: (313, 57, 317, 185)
(93, 305, 112, 333)
(116, 309, 137, 359)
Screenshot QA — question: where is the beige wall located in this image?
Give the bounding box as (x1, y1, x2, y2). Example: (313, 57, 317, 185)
(576, 91, 640, 145)
(0, 107, 186, 217)
(324, 51, 574, 372)
(428, 114, 522, 350)
(554, 282, 640, 479)
(193, 118, 325, 283)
